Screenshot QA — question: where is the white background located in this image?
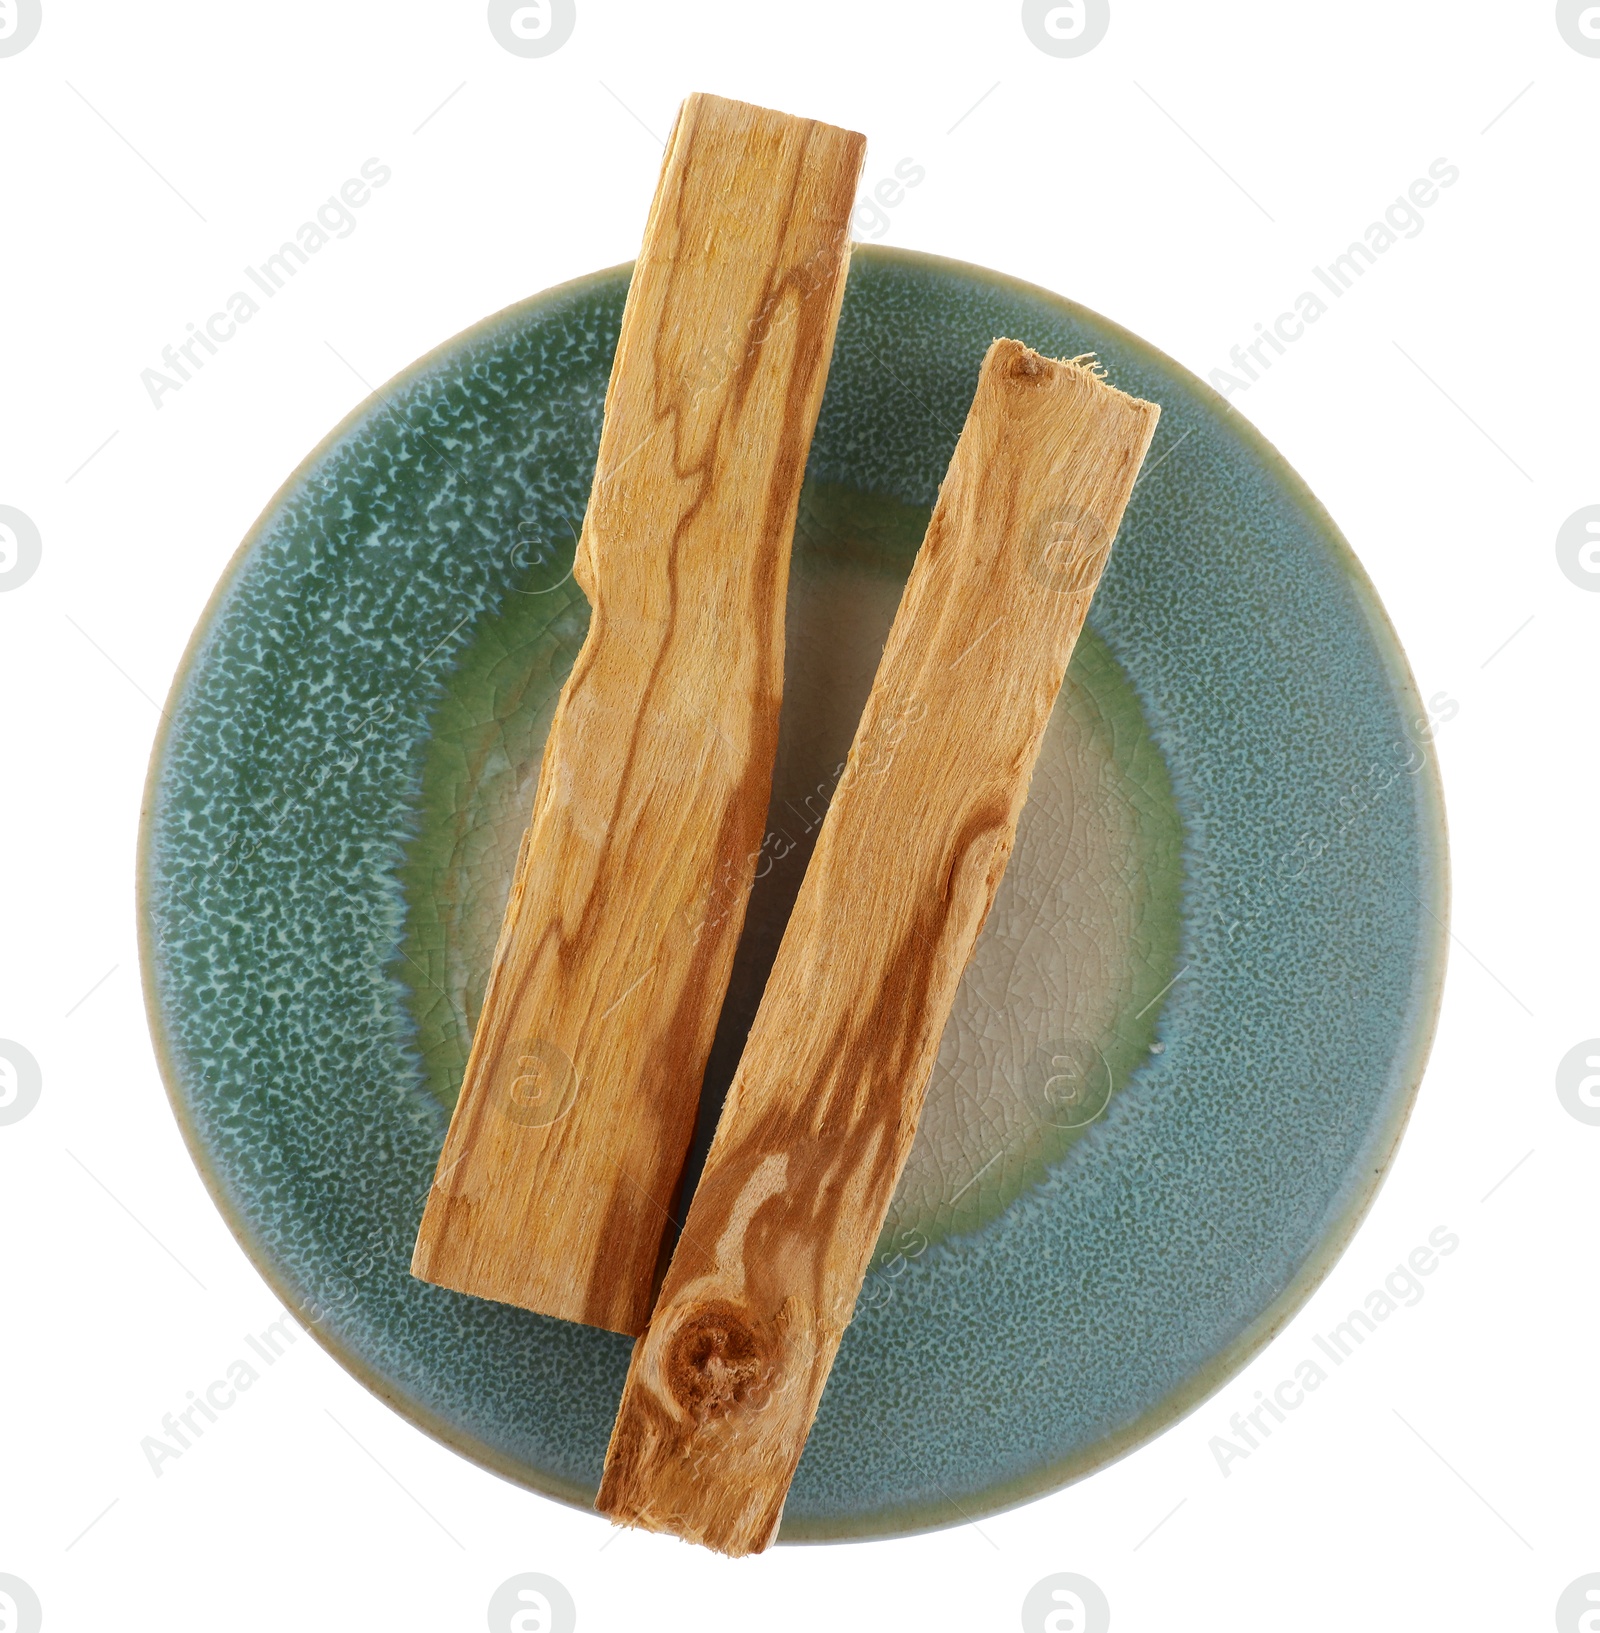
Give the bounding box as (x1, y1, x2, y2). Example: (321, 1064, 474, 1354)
(2, 2, 1596, 1628)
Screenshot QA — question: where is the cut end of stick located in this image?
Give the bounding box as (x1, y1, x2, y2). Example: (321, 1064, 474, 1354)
(987, 338, 1153, 413)
(678, 88, 866, 152)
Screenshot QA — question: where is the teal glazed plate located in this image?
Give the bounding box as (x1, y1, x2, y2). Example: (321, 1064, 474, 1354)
(139, 246, 1447, 1540)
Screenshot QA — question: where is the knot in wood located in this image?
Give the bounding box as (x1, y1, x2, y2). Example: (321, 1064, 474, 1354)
(664, 1301, 775, 1423)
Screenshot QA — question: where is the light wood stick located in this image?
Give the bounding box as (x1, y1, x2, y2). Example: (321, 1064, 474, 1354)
(411, 94, 865, 1336)
(596, 339, 1159, 1553)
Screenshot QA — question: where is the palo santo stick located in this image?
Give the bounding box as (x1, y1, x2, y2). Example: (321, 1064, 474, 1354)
(411, 94, 865, 1336)
(596, 339, 1159, 1554)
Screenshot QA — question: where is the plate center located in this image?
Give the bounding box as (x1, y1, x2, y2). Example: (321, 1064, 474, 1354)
(396, 478, 1182, 1250)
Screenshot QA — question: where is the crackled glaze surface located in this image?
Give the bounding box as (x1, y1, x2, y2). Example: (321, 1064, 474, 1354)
(140, 248, 1446, 1540)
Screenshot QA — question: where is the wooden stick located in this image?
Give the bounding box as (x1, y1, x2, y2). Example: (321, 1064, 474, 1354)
(410, 94, 865, 1336)
(595, 339, 1159, 1553)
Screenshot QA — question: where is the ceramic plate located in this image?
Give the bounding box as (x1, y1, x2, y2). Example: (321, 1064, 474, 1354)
(139, 247, 1447, 1540)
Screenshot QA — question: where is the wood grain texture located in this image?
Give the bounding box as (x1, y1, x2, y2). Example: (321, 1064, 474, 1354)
(595, 339, 1159, 1553)
(410, 93, 866, 1336)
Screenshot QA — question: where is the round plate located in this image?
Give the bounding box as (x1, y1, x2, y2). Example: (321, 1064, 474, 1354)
(139, 247, 1447, 1541)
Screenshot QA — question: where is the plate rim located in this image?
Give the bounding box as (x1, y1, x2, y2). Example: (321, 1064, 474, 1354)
(136, 243, 1450, 1544)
